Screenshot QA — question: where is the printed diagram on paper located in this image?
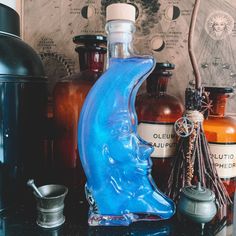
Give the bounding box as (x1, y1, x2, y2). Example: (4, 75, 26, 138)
(23, 0, 192, 95)
(23, 0, 236, 111)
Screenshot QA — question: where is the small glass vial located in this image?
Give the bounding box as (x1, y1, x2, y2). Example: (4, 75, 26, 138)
(136, 62, 184, 192)
(53, 35, 107, 195)
(203, 86, 236, 198)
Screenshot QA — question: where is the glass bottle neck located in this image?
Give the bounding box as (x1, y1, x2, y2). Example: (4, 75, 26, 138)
(147, 75, 168, 96)
(76, 47, 106, 74)
(209, 93, 228, 117)
(106, 20, 135, 60)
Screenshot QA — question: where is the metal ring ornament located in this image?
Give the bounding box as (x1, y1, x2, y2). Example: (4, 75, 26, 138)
(174, 116, 194, 137)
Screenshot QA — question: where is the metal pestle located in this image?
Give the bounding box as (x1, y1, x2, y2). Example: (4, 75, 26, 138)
(27, 179, 44, 198)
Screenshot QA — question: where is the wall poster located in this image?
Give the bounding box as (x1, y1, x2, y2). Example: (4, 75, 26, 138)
(18, 0, 236, 113)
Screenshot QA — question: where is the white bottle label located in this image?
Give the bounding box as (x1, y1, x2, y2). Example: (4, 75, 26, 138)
(138, 122, 177, 158)
(209, 143, 236, 178)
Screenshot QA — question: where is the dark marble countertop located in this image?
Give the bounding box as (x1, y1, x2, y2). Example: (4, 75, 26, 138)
(0, 190, 235, 236)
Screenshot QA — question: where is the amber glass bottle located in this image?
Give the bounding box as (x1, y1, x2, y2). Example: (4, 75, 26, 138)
(136, 62, 184, 192)
(53, 35, 107, 194)
(203, 86, 236, 198)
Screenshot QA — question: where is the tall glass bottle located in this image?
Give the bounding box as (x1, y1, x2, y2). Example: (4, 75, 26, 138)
(78, 3, 175, 226)
(203, 86, 236, 198)
(136, 63, 184, 192)
(53, 35, 107, 196)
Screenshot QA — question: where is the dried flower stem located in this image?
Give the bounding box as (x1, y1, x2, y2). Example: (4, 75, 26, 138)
(185, 124, 197, 185)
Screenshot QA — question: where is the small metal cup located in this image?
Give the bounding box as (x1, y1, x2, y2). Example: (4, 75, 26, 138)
(34, 184, 68, 228)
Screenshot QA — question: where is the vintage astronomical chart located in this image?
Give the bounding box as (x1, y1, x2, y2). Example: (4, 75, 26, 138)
(22, 0, 236, 112)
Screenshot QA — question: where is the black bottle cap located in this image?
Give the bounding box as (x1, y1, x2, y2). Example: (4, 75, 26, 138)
(204, 86, 234, 94)
(74, 35, 107, 53)
(73, 35, 107, 44)
(150, 62, 174, 77)
(0, 3, 20, 36)
(155, 62, 175, 70)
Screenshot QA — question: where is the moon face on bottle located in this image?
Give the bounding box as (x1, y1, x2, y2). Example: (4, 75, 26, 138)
(78, 55, 175, 221)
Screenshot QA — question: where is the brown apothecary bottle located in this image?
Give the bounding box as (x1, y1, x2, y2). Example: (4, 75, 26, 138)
(136, 62, 184, 192)
(203, 86, 236, 198)
(53, 35, 107, 197)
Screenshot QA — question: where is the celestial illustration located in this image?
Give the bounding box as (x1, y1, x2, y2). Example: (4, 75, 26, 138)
(81, 5, 96, 19)
(39, 52, 73, 96)
(151, 36, 166, 52)
(22, 0, 236, 112)
(198, 10, 236, 87)
(205, 11, 234, 40)
(165, 5, 181, 21)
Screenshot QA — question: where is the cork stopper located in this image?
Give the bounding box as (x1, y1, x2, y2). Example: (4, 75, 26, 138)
(106, 3, 135, 22)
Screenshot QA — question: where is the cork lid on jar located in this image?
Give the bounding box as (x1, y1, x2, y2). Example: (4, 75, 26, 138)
(106, 3, 135, 22)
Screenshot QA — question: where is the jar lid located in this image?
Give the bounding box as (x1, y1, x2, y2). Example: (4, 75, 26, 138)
(106, 3, 135, 22)
(0, 3, 20, 36)
(156, 62, 175, 70)
(73, 35, 107, 44)
(204, 86, 234, 94)
(181, 184, 216, 202)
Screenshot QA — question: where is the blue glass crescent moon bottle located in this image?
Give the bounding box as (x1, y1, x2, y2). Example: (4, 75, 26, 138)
(78, 3, 175, 226)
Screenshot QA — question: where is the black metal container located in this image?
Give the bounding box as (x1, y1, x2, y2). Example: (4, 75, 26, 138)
(0, 4, 48, 212)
